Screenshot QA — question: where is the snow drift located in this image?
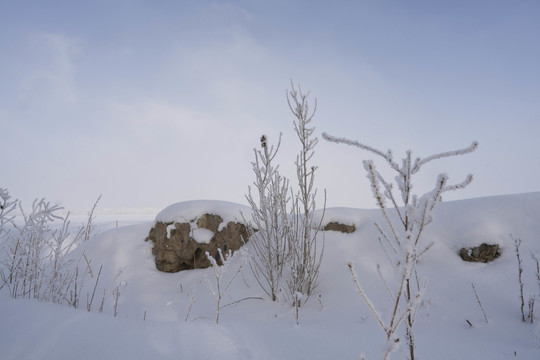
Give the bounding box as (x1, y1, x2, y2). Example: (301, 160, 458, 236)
(1, 192, 540, 359)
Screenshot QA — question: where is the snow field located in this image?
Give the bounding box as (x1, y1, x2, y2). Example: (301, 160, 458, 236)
(1, 193, 540, 359)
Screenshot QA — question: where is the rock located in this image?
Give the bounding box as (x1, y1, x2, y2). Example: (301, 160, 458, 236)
(145, 214, 249, 273)
(323, 221, 356, 234)
(196, 213, 223, 232)
(459, 243, 501, 263)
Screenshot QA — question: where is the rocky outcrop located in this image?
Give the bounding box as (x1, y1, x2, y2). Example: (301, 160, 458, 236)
(459, 243, 501, 263)
(145, 213, 249, 273)
(323, 221, 356, 234)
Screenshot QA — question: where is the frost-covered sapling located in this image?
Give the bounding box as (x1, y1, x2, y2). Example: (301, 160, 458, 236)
(245, 134, 290, 302)
(244, 82, 326, 317)
(205, 247, 247, 324)
(286, 81, 325, 311)
(323, 133, 477, 360)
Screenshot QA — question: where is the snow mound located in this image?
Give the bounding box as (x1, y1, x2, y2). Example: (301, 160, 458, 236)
(3, 192, 540, 359)
(155, 200, 251, 225)
(314, 207, 372, 228)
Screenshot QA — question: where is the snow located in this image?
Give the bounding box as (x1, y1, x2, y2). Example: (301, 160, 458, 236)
(192, 227, 214, 244)
(2, 192, 540, 359)
(157, 200, 252, 243)
(314, 207, 371, 228)
(166, 223, 175, 239)
(155, 200, 251, 228)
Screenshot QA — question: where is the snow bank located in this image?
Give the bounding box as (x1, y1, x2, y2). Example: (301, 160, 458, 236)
(314, 207, 372, 227)
(155, 200, 251, 226)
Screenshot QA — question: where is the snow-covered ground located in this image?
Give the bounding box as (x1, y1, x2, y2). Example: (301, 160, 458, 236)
(1, 192, 540, 359)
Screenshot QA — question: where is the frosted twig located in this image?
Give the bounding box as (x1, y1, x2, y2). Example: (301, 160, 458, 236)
(322, 133, 396, 169)
(348, 262, 388, 335)
(411, 141, 478, 173)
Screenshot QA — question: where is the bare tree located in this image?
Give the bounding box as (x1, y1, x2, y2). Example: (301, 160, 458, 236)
(324, 133, 477, 359)
(287, 82, 325, 314)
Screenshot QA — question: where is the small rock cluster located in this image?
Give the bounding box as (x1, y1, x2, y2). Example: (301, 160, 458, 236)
(323, 221, 356, 234)
(459, 243, 501, 263)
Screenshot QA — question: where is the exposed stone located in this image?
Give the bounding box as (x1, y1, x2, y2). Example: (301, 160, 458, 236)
(145, 214, 249, 273)
(459, 243, 501, 263)
(323, 221, 356, 234)
(197, 213, 223, 232)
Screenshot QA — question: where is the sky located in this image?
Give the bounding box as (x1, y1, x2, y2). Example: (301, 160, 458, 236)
(1, 0, 539, 212)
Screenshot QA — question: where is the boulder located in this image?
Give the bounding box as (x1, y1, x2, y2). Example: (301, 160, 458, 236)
(459, 243, 501, 263)
(323, 221, 356, 234)
(145, 213, 249, 273)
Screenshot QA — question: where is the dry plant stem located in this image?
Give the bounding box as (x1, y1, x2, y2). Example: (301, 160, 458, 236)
(471, 283, 488, 324)
(528, 297, 535, 323)
(82, 194, 101, 243)
(87, 265, 103, 311)
(533, 253, 540, 294)
(185, 294, 195, 322)
(220, 296, 264, 309)
(98, 290, 106, 313)
(512, 235, 526, 322)
(113, 286, 121, 317)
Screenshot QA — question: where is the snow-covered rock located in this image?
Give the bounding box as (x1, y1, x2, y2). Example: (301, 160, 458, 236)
(146, 201, 251, 272)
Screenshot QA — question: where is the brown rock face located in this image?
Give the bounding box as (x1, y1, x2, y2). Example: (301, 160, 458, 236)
(459, 243, 501, 263)
(323, 222, 356, 234)
(145, 214, 249, 273)
(196, 214, 223, 233)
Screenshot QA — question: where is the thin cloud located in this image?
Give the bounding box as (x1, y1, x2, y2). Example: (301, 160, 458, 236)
(18, 33, 81, 110)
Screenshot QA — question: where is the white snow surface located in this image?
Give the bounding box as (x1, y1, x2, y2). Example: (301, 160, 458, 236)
(155, 200, 251, 227)
(191, 228, 214, 244)
(2, 192, 540, 359)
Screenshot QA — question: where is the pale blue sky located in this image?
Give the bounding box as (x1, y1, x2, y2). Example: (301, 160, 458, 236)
(2, 0, 539, 211)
